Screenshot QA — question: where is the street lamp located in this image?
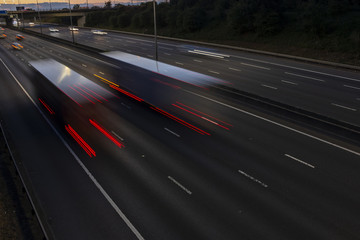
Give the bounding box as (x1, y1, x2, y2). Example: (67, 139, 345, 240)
(153, 0, 158, 61)
(17, 0, 24, 29)
(36, 0, 42, 34)
(68, 0, 75, 44)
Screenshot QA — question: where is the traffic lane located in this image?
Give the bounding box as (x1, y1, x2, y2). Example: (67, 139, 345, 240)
(59, 95, 338, 240)
(64, 70, 360, 240)
(0, 55, 139, 240)
(29, 68, 262, 239)
(17, 42, 263, 239)
(166, 88, 360, 238)
(9, 25, 360, 197)
(104, 88, 359, 239)
(67, 104, 254, 240)
(19, 39, 354, 238)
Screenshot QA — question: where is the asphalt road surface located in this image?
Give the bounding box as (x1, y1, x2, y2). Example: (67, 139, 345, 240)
(1, 28, 360, 240)
(26, 24, 360, 127)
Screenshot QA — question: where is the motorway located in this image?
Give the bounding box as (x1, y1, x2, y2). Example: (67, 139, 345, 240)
(27, 24, 360, 127)
(1, 27, 360, 240)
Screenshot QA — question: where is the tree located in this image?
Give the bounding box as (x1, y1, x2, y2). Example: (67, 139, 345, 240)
(104, 0, 112, 9)
(182, 7, 207, 32)
(73, 4, 80, 10)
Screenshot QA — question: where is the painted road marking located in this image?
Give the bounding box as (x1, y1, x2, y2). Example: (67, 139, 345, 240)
(194, 59, 203, 63)
(285, 72, 325, 82)
(344, 85, 360, 90)
(281, 80, 298, 85)
(241, 62, 270, 70)
(164, 128, 180, 137)
(229, 67, 241, 72)
(168, 176, 192, 195)
(331, 103, 357, 111)
(285, 154, 315, 168)
(261, 84, 277, 90)
(238, 170, 268, 188)
(111, 131, 124, 141)
(175, 62, 184, 65)
(121, 102, 131, 109)
(209, 70, 220, 75)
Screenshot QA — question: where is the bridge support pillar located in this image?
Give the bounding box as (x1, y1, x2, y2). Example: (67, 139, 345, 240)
(77, 15, 86, 27)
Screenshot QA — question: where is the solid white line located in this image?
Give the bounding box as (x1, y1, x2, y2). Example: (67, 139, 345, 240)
(82, 64, 87, 67)
(344, 85, 360, 90)
(209, 70, 220, 75)
(111, 131, 124, 141)
(0, 58, 144, 240)
(184, 90, 360, 157)
(164, 128, 180, 137)
(175, 62, 183, 65)
(331, 103, 357, 111)
(281, 80, 298, 85)
(284, 154, 315, 168)
(241, 62, 270, 70)
(261, 84, 277, 90)
(228, 67, 241, 72)
(164, 53, 171, 56)
(99, 72, 105, 75)
(285, 72, 325, 82)
(238, 170, 268, 188)
(193, 59, 202, 63)
(168, 176, 192, 195)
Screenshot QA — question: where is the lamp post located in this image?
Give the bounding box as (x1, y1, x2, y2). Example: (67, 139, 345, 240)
(17, 0, 24, 29)
(153, 0, 158, 61)
(36, 0, 42, 34)
(68, 0, 75, 44)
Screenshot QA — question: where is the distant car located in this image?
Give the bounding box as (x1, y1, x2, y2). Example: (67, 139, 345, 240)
(49, 27, 59, 32)
(91, 29, 108, 35)
(69, 27, 79, 31)
(16, 34, 24, 41)
(29, 22, 35, 26)
(11, 42, 23, 50)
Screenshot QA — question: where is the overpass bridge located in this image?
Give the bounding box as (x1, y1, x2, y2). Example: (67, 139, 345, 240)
(6, 9, 94, 27)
